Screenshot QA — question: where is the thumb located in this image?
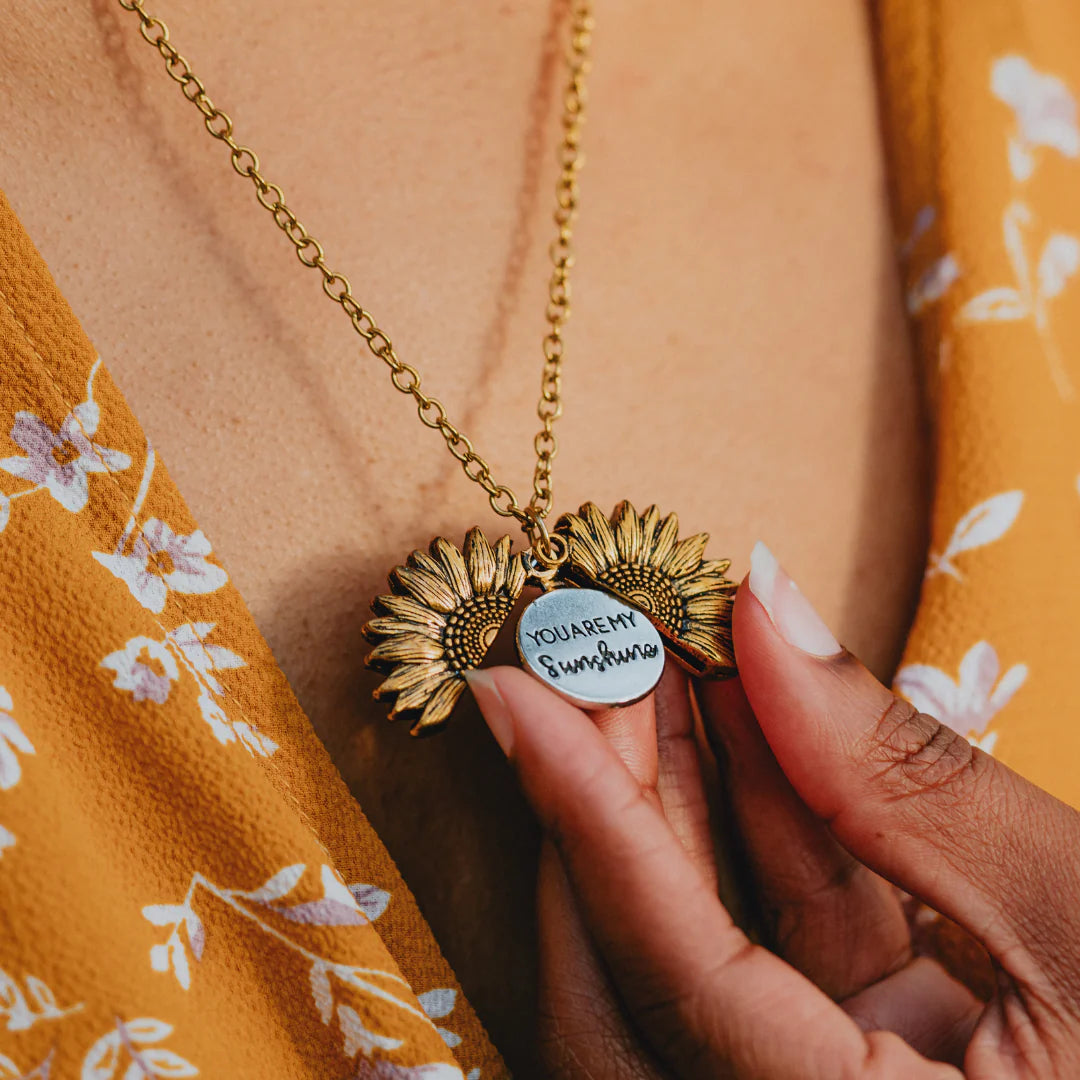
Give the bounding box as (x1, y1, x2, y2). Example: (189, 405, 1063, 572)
(734, 542, 1080, 986)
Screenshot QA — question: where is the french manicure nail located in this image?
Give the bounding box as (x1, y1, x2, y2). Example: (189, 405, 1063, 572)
(748, 541, 842, 658)
(464, 668, 515, 756)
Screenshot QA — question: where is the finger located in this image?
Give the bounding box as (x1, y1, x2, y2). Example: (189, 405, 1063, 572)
(843, 958, 981, 1068)
(467, 666, 957, 1079)
(589, 692, 659, 797)
(537, 843, 667, 1078)
(736, 541, 1080, 995)
(698, 674, 910, 999)
(537, 690, 665, 1077)
(653, 665, 717, 884)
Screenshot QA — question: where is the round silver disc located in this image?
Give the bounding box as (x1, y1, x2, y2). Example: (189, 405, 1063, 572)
(515, 587, 665, 710)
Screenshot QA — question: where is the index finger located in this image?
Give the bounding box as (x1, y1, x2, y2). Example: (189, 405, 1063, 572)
(467, 666, 958, 1080)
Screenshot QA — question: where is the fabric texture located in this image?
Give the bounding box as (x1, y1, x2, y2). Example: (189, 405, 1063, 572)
(3, 1, 1080, 1075)
(877, 0, 1080, 987)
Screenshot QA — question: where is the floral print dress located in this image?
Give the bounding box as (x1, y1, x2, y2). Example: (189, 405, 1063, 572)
(3, 1, 1080, 1076)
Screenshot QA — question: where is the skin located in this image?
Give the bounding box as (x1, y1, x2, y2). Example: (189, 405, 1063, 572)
(0, 0, 928, 1064)
(468, 574, 1080, 1078)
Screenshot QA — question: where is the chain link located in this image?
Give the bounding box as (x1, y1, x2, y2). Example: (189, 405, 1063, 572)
(117, 0, 591, 543)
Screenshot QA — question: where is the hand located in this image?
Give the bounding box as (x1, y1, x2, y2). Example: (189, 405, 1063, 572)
(465, 542, 1080, 1078)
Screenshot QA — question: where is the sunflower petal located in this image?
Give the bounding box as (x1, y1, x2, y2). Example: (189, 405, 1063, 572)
(411, 676, 468, 736)
(376, 661, 450, 697)
(650, 513, 680, 570)
(373, 594, 448, 628)
(367, 633, 446, 666)
(677, 573, 730, 598)
(639, 504, 660, 555)
(431, 537, 473, 601)
(699, 558, 732, 577)
(583, 502, 619, 564)
(613, 501, 643, 566)
(558, 510, 610, 572)
(392, 566, 458, 613)
(681, 627, 735, 663)
(664, 533, 708, 578)
(505, 552, 527, 597)
(408, 550, 444, 578)
(390, 674, 451, 717)
(465, 527, 496, 594)
(685, 594, 734, 619)
(365, 617, 444, 641)
(491, 535, 512, 593)
(375, 596, 447, 630)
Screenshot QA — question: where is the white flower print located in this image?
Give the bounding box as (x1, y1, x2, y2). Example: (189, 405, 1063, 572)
(94, 518, 227, 615)
(101, 624, 274, 756)
(926, 490, 1024, 580)
(0, 359, 130, 525)
(992, 56, 1080, 180)
(896, 641, 1028, 754)
(100, 637, 179, 705)
(959, 201, 1077, 399)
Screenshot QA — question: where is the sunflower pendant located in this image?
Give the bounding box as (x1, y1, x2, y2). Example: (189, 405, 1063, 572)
(362, 501, 736, 735)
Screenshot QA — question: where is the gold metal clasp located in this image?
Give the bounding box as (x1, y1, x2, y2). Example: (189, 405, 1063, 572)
(522, 507, 568, 589)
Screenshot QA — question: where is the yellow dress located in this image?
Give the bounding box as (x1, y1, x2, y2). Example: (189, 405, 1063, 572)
(1, 2, 1078, 1075)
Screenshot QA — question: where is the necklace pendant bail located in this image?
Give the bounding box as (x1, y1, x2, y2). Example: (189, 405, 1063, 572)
(522, 506, 568, 573)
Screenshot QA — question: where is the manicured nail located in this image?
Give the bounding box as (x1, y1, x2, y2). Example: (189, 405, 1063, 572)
(748, 541, 842, 658)
(464, 669, 514, 756)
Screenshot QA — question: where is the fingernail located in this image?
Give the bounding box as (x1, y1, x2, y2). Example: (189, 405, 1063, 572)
(464, 669, 515, 756)
(748, 541, 842, 658)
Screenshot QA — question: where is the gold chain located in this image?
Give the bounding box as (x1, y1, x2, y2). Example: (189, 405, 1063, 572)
(117, 0, 592, 551)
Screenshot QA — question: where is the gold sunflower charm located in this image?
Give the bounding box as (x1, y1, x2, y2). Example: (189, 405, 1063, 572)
(363, 528, 527, 736)
(554, 501, 737, 678)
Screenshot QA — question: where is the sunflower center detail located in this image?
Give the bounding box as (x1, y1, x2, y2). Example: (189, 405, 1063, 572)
(443, 594, 516, 671)
(595, 564, 684, 631)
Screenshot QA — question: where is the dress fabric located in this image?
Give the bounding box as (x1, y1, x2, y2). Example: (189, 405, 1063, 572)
(2, 1, 1080, 1076)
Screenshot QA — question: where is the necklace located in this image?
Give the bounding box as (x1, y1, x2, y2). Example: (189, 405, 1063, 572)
(119, 0, 737, 735)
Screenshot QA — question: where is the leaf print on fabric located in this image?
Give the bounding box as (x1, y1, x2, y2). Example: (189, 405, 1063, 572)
(94, 519, 227, 615)
(81, 1018, 198, 1079)
(143, 865, 439, 1065)
(991, 56, 1080, 180)
(338, 1005, 404, 1057)
(0, 1050, 52, 1080)
(906, 253, 960, 315)
(0, 687, 34, 790)
(0, 686, 34, 857)
(958, 202, 1077, 399)
(896, 642, 1028, 755)
(419, 989, 463, 1049)
(359, 1064, 466, 1080)
(349, 883, 391, 922)
(926, 490, 1024, 580)
(899, 204, 936, 259)
(0, 359, 130, 527)
(0, 967, 82, 1031)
